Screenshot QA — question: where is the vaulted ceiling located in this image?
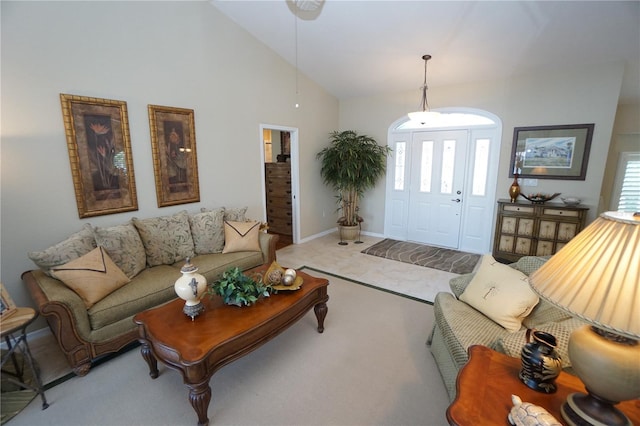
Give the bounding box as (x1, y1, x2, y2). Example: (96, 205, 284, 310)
(210, 0, 640, 104)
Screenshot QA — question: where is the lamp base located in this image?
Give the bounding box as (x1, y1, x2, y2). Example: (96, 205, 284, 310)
(561, 393, 632, 426)
(183, 302, 204, 321)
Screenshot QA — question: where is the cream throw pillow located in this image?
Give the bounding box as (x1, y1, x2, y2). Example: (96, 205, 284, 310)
(459, 254, 539, 332)
(52, 246, 130, 309)
(222, 221, 261, 253)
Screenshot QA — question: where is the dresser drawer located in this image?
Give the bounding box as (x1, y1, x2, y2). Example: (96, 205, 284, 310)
(267, 195, 292, 207)
(543, 208, 579, 217)
(267, 207, 292, 220)
(265, 164, 291, 178)
(503, 205, 535, 214)
(267, 216, 292, 235)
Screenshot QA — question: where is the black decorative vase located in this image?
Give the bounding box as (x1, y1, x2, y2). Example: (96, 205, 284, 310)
(518, 330, 562, 394)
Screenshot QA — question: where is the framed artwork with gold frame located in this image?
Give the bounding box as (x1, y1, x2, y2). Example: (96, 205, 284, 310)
(60, 94, 138, 218)
(148, 105, 200, 207)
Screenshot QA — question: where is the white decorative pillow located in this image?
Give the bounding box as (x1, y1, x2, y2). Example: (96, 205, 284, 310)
(132, 211, 195, 267)
(189, 208, 225, 255)
(460, 254, 539, 332)
(28, 224, 97, 277)
(51, 246, 130, 309)
(93, 222, 146, 279)
(222, 220, 261, 254)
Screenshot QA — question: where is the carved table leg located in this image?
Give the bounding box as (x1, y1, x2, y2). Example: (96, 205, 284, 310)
(188, 383, 212, 426)
(140, 342, 158, 379)
(314, 302, 328, 333)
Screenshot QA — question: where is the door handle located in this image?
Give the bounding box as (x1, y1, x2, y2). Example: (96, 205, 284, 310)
(451, 198, 461, 203)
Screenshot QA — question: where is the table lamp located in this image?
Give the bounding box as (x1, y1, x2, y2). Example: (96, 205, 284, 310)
(529, 211, 639, 426)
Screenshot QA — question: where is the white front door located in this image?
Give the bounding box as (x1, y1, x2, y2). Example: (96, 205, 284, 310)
(384, 109, 502, 254)
(407, 130, 468, 248)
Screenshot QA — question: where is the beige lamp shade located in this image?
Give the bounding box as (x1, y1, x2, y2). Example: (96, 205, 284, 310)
(529, 211, 639, 340)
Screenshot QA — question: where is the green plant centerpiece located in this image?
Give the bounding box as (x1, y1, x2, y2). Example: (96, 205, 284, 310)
(316, 130, 391, 238)
(208, 267, 271, 307)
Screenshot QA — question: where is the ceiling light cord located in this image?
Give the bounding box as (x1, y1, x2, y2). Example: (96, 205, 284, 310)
(419, 54, 431, 112)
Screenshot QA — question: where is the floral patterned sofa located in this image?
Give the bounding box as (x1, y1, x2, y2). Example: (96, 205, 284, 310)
(22, 207, 277, 376)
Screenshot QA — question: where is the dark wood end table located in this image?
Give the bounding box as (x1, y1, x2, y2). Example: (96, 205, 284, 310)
(134, 265, 329, 426)
(446, 345, 640, 425)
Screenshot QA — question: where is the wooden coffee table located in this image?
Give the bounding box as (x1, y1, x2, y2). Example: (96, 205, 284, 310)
(134, 266, 329, 426)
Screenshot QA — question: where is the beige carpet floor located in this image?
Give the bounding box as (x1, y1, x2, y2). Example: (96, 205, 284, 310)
(10, 272, 450, 426)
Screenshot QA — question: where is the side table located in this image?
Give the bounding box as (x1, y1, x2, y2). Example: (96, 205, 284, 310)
(1, 307, 49, 410)
(447, 345, 639, 425)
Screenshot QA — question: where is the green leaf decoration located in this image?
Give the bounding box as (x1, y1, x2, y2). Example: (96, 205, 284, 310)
(207, 267, 271, 306)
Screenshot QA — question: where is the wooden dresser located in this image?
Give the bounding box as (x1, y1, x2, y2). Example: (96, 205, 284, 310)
(265, 162, 292, 237)
(492, 199, 588, 263)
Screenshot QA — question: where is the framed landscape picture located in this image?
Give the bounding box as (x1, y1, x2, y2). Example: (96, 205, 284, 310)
(148, 105, 200, 207)
(509, 124, 594, 180)
(60, 94, 138, 218)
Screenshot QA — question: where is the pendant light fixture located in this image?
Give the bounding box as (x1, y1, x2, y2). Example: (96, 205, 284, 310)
(408, 54, 440, 124)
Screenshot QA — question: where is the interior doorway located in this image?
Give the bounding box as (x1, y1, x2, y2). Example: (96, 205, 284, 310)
(384, 109, 502, 254)
(260, 124, 300, 249)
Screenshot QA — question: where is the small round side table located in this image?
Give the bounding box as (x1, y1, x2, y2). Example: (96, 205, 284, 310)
(1, 307, 49, 410)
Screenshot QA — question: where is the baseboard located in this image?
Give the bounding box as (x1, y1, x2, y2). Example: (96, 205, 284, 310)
(294, 229, 384, 245)
(0, 326, 52, 350)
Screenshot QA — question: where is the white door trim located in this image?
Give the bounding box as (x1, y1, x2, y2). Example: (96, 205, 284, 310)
(259, 124, 300, 244)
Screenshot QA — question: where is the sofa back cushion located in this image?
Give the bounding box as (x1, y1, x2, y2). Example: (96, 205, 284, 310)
(133, 210, 195, 267)
(223, 206, 247, 222)
(93, 222, 146, 279)
(189, 208, 225, 255)
(28, 224, 97, 277)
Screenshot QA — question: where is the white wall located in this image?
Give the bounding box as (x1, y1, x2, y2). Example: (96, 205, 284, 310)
(1, 1, 338, 311)
(339, 62, 626, 234)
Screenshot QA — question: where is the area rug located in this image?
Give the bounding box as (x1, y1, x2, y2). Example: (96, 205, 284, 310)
(15, 272, 450, 426)
(361, 239, 480, 275)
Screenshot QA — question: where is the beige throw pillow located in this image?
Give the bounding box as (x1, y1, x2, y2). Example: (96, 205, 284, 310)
(222, 221, 261, 254)
(52, 246, 130, 309)
(459, 254, 539, 332)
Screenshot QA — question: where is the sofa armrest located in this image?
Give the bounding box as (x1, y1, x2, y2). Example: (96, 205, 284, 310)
(22, 269, 94, 351)
(433, 292, 510, 370)
(259, 232, 278, 265)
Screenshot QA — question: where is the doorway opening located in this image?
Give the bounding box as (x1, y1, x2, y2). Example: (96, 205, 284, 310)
(384, 108, 502, 254)
(260, 124, 300, 250)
